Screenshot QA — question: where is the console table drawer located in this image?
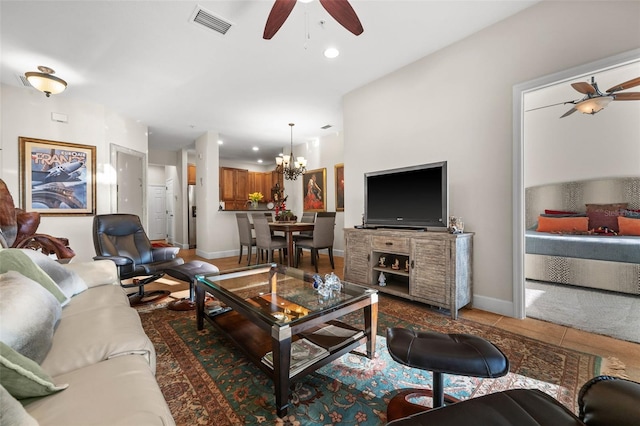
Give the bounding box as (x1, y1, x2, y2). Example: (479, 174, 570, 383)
(371, 236, 410, 253)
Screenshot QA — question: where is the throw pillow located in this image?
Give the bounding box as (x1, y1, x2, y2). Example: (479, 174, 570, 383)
(544, 209, 579, 215)
(585, 203, 628, 232)
(0, 342, 68, 400)
(0, 248, 68, 305)
(0, 384, 39, 426)
(20, 249, 88, 298)
(622, 209, 640, 218)
(536, 216, 589, 233)
(0, 271, 61, 363)
(618, 216, 640, 236)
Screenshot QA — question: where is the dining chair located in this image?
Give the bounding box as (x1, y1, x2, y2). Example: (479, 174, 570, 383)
(235, 213, 256, 266)
(252, 213, 287, 264)
(294, 212, 336, 272)
(293, 212, 316, 242)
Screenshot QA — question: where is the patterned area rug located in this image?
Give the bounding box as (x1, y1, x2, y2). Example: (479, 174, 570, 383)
(139, 296, 601, 425)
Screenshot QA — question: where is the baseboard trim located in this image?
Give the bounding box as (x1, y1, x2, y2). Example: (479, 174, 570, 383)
(472, 294, 518, 318)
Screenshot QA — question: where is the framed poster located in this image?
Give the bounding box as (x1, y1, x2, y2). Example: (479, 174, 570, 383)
(19, 137, 96, 215)
(335, 163, 344, 212)
(302, 168, 326, 212)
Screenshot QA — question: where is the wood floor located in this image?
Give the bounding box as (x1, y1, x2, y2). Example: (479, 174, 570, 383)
(169, 247, 639, 382)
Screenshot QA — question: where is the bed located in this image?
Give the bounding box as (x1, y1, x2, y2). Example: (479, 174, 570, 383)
(525, 177, 640, 296)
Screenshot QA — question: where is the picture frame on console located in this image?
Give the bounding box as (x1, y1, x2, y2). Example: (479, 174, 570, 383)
(19, 137, 96, 216)
(303, 168, 326, 212)
(335, 163, 344, 212)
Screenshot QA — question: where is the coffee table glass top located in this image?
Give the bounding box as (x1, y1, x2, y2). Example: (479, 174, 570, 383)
(196, 263, 375, 327)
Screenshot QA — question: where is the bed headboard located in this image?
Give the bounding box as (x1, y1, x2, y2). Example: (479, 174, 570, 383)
(525, 177, 640, 229)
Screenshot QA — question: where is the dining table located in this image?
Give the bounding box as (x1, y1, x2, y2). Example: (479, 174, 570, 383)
(268, 222, 315, 267)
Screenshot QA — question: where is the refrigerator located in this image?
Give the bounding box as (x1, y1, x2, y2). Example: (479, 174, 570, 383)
(188, 185, 197, 248)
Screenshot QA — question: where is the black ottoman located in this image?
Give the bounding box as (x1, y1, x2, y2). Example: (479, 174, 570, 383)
(165, 261, 219, 311)
(386, 328, 509, 421)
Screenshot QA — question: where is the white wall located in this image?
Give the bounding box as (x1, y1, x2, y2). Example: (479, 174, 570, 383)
(1, 84, 148, 262)
(343, 1, 640, 315)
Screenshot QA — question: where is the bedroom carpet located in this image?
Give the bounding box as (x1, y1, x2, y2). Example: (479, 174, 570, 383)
(526, 280, 640, 344)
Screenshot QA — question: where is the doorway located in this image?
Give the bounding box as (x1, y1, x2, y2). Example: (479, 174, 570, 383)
(512, 49, 640, 319)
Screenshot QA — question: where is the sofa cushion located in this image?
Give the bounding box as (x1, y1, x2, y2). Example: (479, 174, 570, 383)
(0, 249, 68, 305)
(62, 259, 119, 288)
(0, 342, 68, 400)
(20, 249, 87, 298)
(40, 305, 156, 377)
(0, 384, 39, 426)
(61, 284, 129, 318)
(536, 216, 589, 233)
(586, 203, 627, 232)
(0, 271, 61, 363)
(25, 355, 175, 426)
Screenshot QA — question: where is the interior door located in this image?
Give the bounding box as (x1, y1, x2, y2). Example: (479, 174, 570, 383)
(166, 178, 175, 244)
(148, 185, 166, 240)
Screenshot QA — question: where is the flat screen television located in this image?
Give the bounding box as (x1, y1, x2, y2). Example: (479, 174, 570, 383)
(364, 161, 448, 230)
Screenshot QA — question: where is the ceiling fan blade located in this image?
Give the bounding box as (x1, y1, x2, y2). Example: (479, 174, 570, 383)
(263, 0, 297, 40)
(606, 76, 640, 93)
(525, 100, 577, 112)
(613, 92, 640, 101)
(319, 0, 364, 36)
(571, 81, 596, 95)
(560, 106, 578, 118)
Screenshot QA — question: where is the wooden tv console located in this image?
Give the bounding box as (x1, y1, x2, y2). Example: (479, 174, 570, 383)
(344, 228, 472, 319)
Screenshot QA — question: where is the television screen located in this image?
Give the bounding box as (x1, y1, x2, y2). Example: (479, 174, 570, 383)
(364, 161, 447, 229)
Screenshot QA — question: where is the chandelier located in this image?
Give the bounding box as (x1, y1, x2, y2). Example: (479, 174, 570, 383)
(275, 123, 307, 181)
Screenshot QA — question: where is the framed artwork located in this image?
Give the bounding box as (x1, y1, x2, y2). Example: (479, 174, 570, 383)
(19, 137, 96, 215)
(302, 168, 326, 212)
(335, 163, 344, 212)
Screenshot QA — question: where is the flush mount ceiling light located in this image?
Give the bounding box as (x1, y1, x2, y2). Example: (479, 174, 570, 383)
(275, 123, 307, 181)
(25, 66, 67, 97)
(324, 47, 339, 59)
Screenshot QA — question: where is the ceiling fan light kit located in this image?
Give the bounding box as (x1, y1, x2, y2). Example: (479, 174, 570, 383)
(558, 75, 640, 118)
(25, 66, 67, 97)
(275, 123, 307, 181)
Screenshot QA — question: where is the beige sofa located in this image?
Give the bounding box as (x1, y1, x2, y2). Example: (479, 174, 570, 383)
(0, 249, 175, 426)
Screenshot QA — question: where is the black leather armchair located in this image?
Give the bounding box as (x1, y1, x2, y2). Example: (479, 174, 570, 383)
(92, 213, 184, 305)
(387, 375, 640, 426)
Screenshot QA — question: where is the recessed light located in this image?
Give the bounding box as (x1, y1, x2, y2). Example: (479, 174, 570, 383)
(252, 146, 259, 151)
(258, 159, 263, 163)
(324, 47, 339, 59)
(218, 140, 223, 145)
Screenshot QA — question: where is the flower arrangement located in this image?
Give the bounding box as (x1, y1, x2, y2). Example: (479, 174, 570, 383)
(248, 192, 263, 203)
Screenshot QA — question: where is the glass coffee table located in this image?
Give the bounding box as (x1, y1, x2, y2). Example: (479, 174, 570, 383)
(195, 263, 378, 417)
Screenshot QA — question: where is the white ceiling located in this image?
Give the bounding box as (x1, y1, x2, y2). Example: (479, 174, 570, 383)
(1, 0, 538, 164)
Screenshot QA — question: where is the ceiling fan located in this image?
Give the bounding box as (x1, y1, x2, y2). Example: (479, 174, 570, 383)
(557, 75, 640, 118)
(263, 0, 364, 40)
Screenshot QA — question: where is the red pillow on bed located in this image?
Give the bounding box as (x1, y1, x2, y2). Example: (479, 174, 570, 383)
(585, 203, 627, 232)
(618, 216, 640, 236)
(544, 209, 578, 215)
(536, 216, 589, 233)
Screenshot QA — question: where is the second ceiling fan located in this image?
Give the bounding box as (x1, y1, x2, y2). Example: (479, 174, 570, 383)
(263, 0, 364, 40)
(559, 75, 640, 118)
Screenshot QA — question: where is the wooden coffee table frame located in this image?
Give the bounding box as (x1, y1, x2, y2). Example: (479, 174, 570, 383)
(195, 264, 378, 417)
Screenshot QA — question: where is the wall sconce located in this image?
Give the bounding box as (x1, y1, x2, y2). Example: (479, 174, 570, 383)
(25, 66, 67, 97)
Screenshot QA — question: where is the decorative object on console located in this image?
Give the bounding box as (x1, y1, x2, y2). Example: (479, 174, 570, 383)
(378, 271, 386, 286)
(275, 123, 306, 181)
(24, 66, 67, 97)
(449, 216, 464, 234)
(378, 256, 386, 267)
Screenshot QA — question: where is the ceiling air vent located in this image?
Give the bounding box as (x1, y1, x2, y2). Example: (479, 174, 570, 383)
(190, 5, 233, 35)
(321, 124, 333, 130)
(17, 74, 32, 87)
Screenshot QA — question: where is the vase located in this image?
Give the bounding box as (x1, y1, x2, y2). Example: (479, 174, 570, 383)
(250, 201, 258, 209)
